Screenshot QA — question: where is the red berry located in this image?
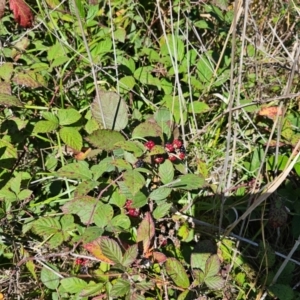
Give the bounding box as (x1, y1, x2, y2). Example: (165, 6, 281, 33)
(125, 200, 133, 209)
(128, 208, 140, 217)
(178, 152, 185, 160)
(145, 140, 155, 150)
(168, 154, 177, 161)
(154, 156, 164, 164)
(165, 143, 174, 152)
(172, 139, 182, 149)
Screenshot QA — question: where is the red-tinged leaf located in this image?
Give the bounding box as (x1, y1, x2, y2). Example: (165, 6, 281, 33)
(83, 237, 115, 265)
(136, 212, 155, 255)
(0, 0, 5, 19)
(9, 0, 34, 28)
(152, 251, 167, 263)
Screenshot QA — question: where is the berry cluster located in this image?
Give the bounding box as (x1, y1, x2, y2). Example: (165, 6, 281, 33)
(125, 200, 140, 217)
(166, 139, 186, 162)
(143, 139, 186, 164)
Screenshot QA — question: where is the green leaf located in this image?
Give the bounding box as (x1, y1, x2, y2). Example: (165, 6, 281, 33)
(80, 283, 104, 297)
(61, 196, 98, 224)
(109, 214, 131, 230)
(188, 101, 210, 114)
(114, 140, 144, 157)
(10, 174, 21, 194)
(161, 35, 185, 62)
(18, 189, 32, 200)
(192, 269, 205, 285)
(197, 55, 213, 83)
(114, 27, 126, 42)
(56, 162, 92, 180)
(86, 129, 125, 151)
(33, 217, 61, 236)
(165, 258, 190, 288)
(123, 170, 145, 196)
(191, 253, 210, 270)
(91, 90, 128, 131)
(57, 108, 81, 125)
(168, 174, 205, 190)
(153, 202, 172, 219)
(60, 278, 88, 294)
(59, 127, 82, 152)
(0, 63, 14, 81)
(40, 265, 60, 290)
(94, 203, 114, 228)
(204, 276, 225, 290)
(149, 187, 171, 201)
(110, 278, 130, 297)
(159, 159, 174, 184)
(119, 75, 136, 93)
(134, 66, 157, 86)
(122, 244, 138, 267)
(33, 120, 58, 133)
(0, 93, 23, 107)
(47, 41, 69, 61)
(205, 254, 220, 278)
(132, 120, 163, 140)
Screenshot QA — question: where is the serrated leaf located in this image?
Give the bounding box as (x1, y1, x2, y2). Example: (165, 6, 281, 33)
(204, 276, 225, 290)
(153, 202, 172, 219)
(109, 214, 131, 230)
(86, 129, 125, 151)
(84, 237, 122, 265)
(165, 258, 190, 288)
(80, 283, 104, 297)
(123, 170, 145, 196)
(60, 277, 88, 293)
(122, 244, 138, 267)
(114, 141, 144, 157)
(132, 120, 163, 140)
(40, 265, 60, 290)
(0, 82, 11, 94)
(57, 108, 81, 125)
(0, 93, 23, 107)
(159, 159, 174, 184)
(192, 269, 205, 285)
(110, 278, 130, 297)
(137, 212, 155, 254)
(168, 174, 205, 190)
(191, 253, 210, 270)
(59, 127, 83, 152)
(91, 90, 128, 130)
(32, 217, 61, 236)
(149, 187, 171, 201)
(33, 120, 58, 133)
(56, 162, 92, 180)
(12, 71, 45, 88)
(205, 254, 220, 278)
(61, 196, 98, 224)
(74, 181, 98, 197)
(18, 189, 32, 200)
(94, 203, 114, 228)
